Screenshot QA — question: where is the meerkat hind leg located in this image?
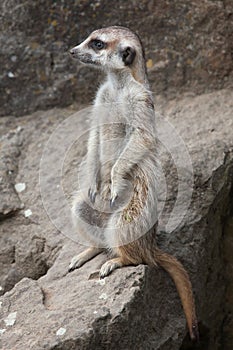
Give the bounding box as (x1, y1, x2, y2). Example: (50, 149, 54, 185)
(99, 257, 130, 279)
(68, 247, 103, 272)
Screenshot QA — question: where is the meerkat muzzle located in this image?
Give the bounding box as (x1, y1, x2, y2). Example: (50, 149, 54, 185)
(69, 48, 77, 56)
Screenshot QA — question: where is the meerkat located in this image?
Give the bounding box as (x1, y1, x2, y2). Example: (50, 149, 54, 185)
(69, 26, 199, 341)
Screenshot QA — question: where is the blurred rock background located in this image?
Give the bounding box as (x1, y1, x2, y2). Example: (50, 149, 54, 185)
(0, 0, 232, 116)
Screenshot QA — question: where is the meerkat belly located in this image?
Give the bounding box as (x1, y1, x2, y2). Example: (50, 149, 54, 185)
(99, 123, 128, 182)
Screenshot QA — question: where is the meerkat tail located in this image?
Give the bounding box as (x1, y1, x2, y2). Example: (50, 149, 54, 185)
(153, 250, 199, 341)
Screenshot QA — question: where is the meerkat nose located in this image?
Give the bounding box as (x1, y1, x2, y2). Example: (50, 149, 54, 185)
(69, 48, 75, 55)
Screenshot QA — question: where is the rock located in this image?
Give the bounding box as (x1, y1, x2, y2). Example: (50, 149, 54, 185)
(0, 109, 73, 295)
(0, 0, 232, 117)
(0, 128, 23, 217)
(0, 89, 232, 349)
(157, 89, 233, 349)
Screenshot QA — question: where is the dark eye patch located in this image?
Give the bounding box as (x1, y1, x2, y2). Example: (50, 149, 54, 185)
(89, 39, 106, 50)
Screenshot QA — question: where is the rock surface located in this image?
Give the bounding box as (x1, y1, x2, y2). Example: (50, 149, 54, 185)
(0, 89, 232, 349)
(0, 0, 232, 116)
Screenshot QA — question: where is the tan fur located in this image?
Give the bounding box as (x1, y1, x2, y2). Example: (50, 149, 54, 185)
(69, 26, 199, 341)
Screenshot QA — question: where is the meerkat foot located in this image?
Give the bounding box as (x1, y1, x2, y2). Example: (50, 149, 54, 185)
(99, 257, 124, 278)
(68, 247, 103, 272)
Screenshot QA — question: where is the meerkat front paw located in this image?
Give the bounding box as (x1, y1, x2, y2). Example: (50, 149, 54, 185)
(88, 175, 100, 204)
(110, 190, 118, 208)
(88, 186, 98, 204)
(110, 168, 132, 208)
(110, 172, 120, 208)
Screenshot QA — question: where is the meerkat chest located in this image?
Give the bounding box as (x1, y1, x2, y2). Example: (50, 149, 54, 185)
(95, 83, 142, 125)
(93, 86, 134, 167)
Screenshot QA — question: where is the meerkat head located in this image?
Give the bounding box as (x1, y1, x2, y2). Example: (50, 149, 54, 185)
(69, 26, 146, 74)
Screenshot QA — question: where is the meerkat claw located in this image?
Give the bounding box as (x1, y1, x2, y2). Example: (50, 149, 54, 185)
(110, 195, 118, 208)
(68, 265, 75, 273)
(88, 188, 97, 204)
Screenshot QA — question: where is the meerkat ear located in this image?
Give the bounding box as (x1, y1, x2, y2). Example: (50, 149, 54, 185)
(121, 46, 136, 66)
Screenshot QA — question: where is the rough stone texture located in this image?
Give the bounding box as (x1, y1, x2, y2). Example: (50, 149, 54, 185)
(0, 0, 233, 117)
(0, 108, 74, 296)
(0, 128, 22, 217)
(0, 89, 232, 349)
(222, 213, 233, 350)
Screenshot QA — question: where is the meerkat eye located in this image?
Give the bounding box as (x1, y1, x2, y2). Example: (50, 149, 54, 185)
(90, 39, 106, 50)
